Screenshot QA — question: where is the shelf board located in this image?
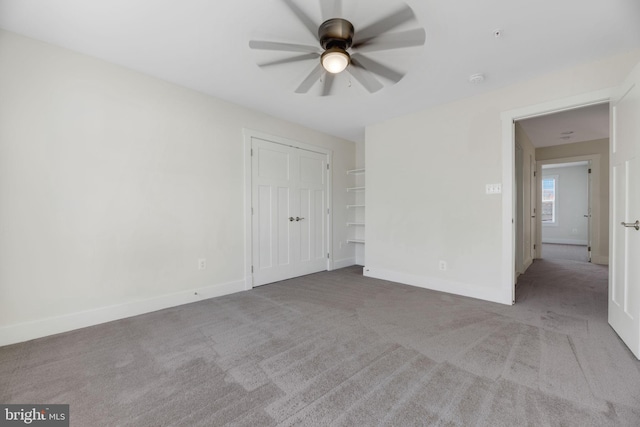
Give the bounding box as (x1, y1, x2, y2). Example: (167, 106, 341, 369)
(347, 223, 365, 226)
(347, 187, 365, 192)
(346, 168, 365, 175)
(347, 239, 365, 244)
(346, 205, 366, 209)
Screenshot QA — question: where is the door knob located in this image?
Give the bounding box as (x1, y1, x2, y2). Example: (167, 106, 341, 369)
(621, 220, 640, 231)
(584, 215, 591, 218)
(296, 217, 305, 222)
(289, 217, 295, 222)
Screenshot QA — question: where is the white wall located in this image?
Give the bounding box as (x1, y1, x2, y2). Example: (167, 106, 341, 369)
(541, 164, 589, 244)
(365, 50, 639, 304)
(0, 31, 356, 345)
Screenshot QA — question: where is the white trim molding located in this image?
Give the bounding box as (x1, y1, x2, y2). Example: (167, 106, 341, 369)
(0, 279, 245, 347)
(542, 238, 589, 245)
(592, 255, 609, 265)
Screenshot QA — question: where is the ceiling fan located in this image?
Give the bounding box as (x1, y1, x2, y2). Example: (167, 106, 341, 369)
(249, 0, 426, 96)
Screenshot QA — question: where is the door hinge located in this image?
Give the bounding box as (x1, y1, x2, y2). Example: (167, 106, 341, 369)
(534, 244, 536, 250)
(251, 266, 254, 273)
(251, 148, 253, 156)
(588, 246, 591, 252)
(327, 164, 330, 170)
(533, 171, 536, 177)
(327, 253, 330, 259)
(327, 208, 330, 214)
(588, 168, 592, 174)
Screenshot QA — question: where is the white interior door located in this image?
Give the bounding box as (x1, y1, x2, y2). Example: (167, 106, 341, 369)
(515, 143, 524, 275)
(609, 61, 640, 359)
(251, 137, 327, 287)
(296, 150, 328, 276)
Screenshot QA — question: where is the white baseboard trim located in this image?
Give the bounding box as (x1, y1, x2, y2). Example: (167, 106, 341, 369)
(0, 279, 245, 347)
(363, 267, 511, 305)
(332, 257, 357, 270)
(591, 255, 609, 265)
(542, 238, 588, 245)
(523, 257, 534, 272)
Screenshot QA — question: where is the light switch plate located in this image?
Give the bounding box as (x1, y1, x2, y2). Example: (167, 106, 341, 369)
(486, 184, 502, 194)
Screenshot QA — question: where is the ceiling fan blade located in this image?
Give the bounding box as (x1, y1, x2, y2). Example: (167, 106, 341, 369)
(321, 72, 335, 96)
(353, 5, 416, 42)
(249, 40, 320, 53)
(282, 0, 320, 41)
(352, 28, 426, 52)
(259, 53, 320, 67)
(351, 53, 403, 83)
(320, 0, 342, 20)
(347, 61, 384, 93)
(295, 63, 325, 93)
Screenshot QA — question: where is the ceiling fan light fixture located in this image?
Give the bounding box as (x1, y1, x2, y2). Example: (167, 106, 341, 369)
(321, 48, 350, 74)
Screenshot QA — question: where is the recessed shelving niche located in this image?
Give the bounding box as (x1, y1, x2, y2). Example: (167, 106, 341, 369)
(346, 169, 365, 244)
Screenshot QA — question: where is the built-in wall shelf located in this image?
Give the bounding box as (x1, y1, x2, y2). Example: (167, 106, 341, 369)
(346, 168, 365, 175)
(348, 169, 365, 246)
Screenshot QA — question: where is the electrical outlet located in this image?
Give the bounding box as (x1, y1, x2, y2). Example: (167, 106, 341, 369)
(198, 258, 206, 270)
(439, 260, 447, 271)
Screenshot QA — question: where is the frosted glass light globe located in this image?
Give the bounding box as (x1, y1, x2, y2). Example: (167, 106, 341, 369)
(321, 49, 350, 74)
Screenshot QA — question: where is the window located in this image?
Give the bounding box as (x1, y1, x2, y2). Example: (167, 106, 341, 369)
(541, 176, 557, 224)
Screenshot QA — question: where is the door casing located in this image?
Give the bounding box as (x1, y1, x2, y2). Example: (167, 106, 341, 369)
(535, 156, 600, 263)
(501, 88, 613, 304)
(243, 129, 333, 290)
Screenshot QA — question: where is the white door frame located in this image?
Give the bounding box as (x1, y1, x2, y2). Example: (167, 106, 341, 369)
(536, 156, 601, 263)
(243, 129, 333, 290)
(500, 88, 613, 304)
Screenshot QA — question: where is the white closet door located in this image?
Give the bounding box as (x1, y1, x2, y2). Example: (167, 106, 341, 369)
(295, 150, 328, 277)
(251, 138, 327, 287)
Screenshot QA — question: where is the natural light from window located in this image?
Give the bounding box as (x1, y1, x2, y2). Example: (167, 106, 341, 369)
(542, 176, 557, 224)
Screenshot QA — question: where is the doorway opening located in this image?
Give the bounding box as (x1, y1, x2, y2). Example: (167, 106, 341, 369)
(501, 89, 613, 304)
(540, 160, 592, 263)
(513, 102, 609, 281)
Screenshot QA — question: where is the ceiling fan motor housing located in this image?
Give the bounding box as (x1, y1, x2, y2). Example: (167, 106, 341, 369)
(319, 18, 354, 50)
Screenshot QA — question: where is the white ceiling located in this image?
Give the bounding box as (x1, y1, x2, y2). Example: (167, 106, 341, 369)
(0, 0, 639, 142)
(518, 103, 610, 148)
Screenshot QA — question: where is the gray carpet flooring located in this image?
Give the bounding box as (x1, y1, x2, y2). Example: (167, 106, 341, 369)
(2, 261, 640, 426)
(542, 243, 590, 263)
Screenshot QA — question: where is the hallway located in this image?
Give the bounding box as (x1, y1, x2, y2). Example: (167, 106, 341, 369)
(511, 257, 640, 421)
